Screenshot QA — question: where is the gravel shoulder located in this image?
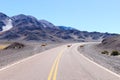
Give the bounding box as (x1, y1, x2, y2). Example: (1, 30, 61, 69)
(78, 42, 120, 75)
(0, 41, 64, 69)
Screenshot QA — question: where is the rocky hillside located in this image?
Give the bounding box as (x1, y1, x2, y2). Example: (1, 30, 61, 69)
(0, 12, 118, 42)
(98, 36, 120, 50)
(0, 13, 13, 32)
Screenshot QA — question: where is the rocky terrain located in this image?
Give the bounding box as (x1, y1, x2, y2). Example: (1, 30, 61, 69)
(0, 41, 63, 68)
(0, 12, 120, 74)
(0, 13, 13, 32)
(98, 36, 120, 51)
(78, 36, 120, 74)
(0, 12, 118, 42)
(4, 42, 25, 49)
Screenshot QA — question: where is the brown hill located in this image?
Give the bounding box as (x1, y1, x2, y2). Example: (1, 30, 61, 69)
(0, 12, 118, 42)
(99, 35, 120, 50)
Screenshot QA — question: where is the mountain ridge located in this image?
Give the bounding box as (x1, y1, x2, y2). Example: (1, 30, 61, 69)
(0, 12, 118, 42)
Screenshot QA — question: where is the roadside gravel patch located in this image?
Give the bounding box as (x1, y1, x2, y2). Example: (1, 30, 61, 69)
(0, 42, 62, 69)
(78, 43, 120, 74)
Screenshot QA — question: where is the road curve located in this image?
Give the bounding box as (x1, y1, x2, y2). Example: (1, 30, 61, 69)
(0, 43, 120, 80)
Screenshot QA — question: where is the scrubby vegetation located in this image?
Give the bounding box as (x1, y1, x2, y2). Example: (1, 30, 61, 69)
(111, 50, 120, 56)
(4, 42, 25, 49)
(101, 51, 109, 55)
(101, 50, 120, 56)
(80, 45, 84, 48)
(41, 43, 47, 47)
(67, 45, 72, 47)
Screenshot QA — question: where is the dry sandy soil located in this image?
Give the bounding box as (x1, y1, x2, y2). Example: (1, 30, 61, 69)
(78, 42, 120, 75)
(0, 41, 63, 69)
(1, 41, 120, 76)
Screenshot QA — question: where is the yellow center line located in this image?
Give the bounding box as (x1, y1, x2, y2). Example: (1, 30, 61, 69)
(48, 48, 66, 80)
(53, 52, 63, 80)
(48, 54, 59, 80)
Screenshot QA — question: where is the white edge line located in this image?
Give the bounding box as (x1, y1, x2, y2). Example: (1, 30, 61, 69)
(0, 45, 66, 71)
(0, 51, 45, 71)
(78, 44, 120, 78)
(1, 43, 120, 79)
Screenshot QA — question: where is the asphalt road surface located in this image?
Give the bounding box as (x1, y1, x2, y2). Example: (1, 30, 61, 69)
(0, 43, 120, 80)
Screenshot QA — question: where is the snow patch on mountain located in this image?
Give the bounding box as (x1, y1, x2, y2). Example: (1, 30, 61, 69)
(2, 19, 13, 32)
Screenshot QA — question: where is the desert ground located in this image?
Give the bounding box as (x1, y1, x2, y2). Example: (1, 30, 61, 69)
(0, 43, 119, 80)
(0, 41, 64, 68)
(78, 42, 120, 74)
(0, 41, 120, 76)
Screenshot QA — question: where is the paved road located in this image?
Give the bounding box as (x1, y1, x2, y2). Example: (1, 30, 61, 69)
(0, 43, 120, 80)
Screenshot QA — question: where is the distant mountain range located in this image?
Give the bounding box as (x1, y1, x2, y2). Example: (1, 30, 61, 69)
(0, 12, 118, 42)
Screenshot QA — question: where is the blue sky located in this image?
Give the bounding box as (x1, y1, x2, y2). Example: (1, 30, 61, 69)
(0, 0, 120, 33)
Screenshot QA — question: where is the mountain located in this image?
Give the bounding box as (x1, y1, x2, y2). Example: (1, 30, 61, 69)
(39, 20, 56, 29)
(57, 26, 77, 30)
(0, 12, 118, 42)
(0, 14, 57, 41)
(99, 36, 120, 50)
(0, 12, 13, 32)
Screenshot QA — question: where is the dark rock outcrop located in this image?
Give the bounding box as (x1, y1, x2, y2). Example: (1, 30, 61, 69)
(4, 42, 25, 49)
